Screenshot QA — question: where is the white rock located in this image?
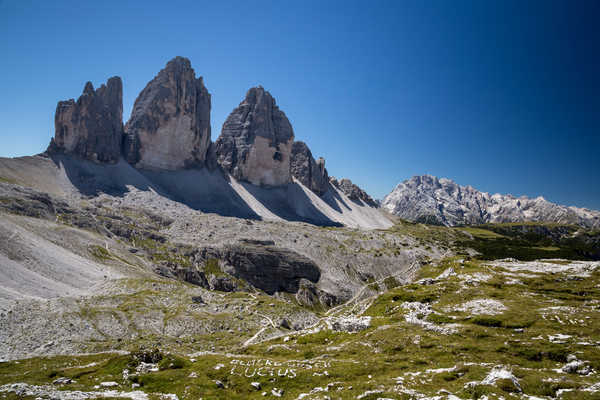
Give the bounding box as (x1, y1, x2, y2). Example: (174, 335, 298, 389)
(437, 267, 456, 280)
(325, 316, 371, 332)
(548, 333, 571, 343)
(357, 389, 383, 399)
(451, 299, 507, 315)
(481, 367, 521, 392)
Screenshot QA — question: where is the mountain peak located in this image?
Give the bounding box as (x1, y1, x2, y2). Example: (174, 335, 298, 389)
(214, 86, 294, 186)
(123, 57, 211, 170)
(382, 175, 600, 228)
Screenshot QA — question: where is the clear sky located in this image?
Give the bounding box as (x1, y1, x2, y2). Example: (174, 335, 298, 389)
(1, 0, 598, 208)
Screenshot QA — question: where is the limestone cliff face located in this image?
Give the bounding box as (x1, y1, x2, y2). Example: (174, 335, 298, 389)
(48, 77, 123, 163)
(214, 87, 294, 186)
(123, 57, 211, 170)
(290, 141, 329, 195)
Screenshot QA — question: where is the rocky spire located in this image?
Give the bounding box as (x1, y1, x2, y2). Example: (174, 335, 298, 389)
(214, 86, 294, 186)
(290, 141, 329, 195)
(123, 56, 211, 170)
(330, 177, 378, 207)
(48, 77, 123, 163)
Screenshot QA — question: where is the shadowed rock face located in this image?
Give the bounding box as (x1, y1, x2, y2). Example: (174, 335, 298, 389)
(48, 77, 123, 163)
(214, 86, 294, 186)
(123, 56, 211, 170)
(191, 239, 320, 295)
(290, 141, 329, 195)
(219, 240, 320, 295)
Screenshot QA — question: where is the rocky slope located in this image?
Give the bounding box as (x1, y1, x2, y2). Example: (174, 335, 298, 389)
(0, 177, 432, 360)
(330, 176, 377, 207)
(383, 175, 600, 228)
(2, 256, 599, 399)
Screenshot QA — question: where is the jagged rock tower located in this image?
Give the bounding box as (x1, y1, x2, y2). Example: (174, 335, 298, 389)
(290, 141, 329, 195)
(48, 77, 123, 163)
(123, 56, 211, 170)
(45, 57, 376, 205)
(214, 86, 294, 186)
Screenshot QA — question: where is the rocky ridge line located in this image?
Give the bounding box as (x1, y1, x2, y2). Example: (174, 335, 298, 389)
(382, 175, 600, 228)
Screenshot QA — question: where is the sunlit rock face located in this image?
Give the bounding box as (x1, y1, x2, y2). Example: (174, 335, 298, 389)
(382, 175, 600, 228)
(214, 86, 294, 187)
(49, 77, 123, 163)
(123, 56, 211, 170)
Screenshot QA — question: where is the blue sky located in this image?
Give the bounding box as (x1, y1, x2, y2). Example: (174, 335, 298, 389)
(1, 0, 598, 208)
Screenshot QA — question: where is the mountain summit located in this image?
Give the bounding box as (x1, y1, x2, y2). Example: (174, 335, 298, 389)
(27, 57, 388, 229)
(123, 56, 211, 170)
(382, 175, 600, 228)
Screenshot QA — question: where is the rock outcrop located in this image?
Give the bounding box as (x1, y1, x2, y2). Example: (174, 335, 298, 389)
(214, 86, 294, 186)
(123, 57, 211, 170)
(48, 77, 123, 163)
(194, 239, 320, 295)
(290, 141, 329, 195)
(382, 175, 600, 228)
(330, 177, 377, 207)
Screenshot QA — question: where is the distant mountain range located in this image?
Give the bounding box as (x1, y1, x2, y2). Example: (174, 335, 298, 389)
(2, 56, 598, 231)
(382, 175, 600, 228)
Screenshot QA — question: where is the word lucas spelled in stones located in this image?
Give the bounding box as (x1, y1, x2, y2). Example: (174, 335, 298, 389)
(228, 358, 332, 379)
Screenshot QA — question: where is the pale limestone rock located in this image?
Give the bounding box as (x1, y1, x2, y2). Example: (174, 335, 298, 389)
(215, 86, 294, 186)
(124, 56, 211, 170)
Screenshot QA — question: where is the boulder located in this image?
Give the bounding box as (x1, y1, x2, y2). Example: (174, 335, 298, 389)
(196, 240, 320, 294)
(124, 56, 211, 170)
(290, 141, 329, 195)
(295, 278, 338, 308)
(325, 316, 372, 332)
(48, 77, 123, 163)
(214, 86, 294, 186)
